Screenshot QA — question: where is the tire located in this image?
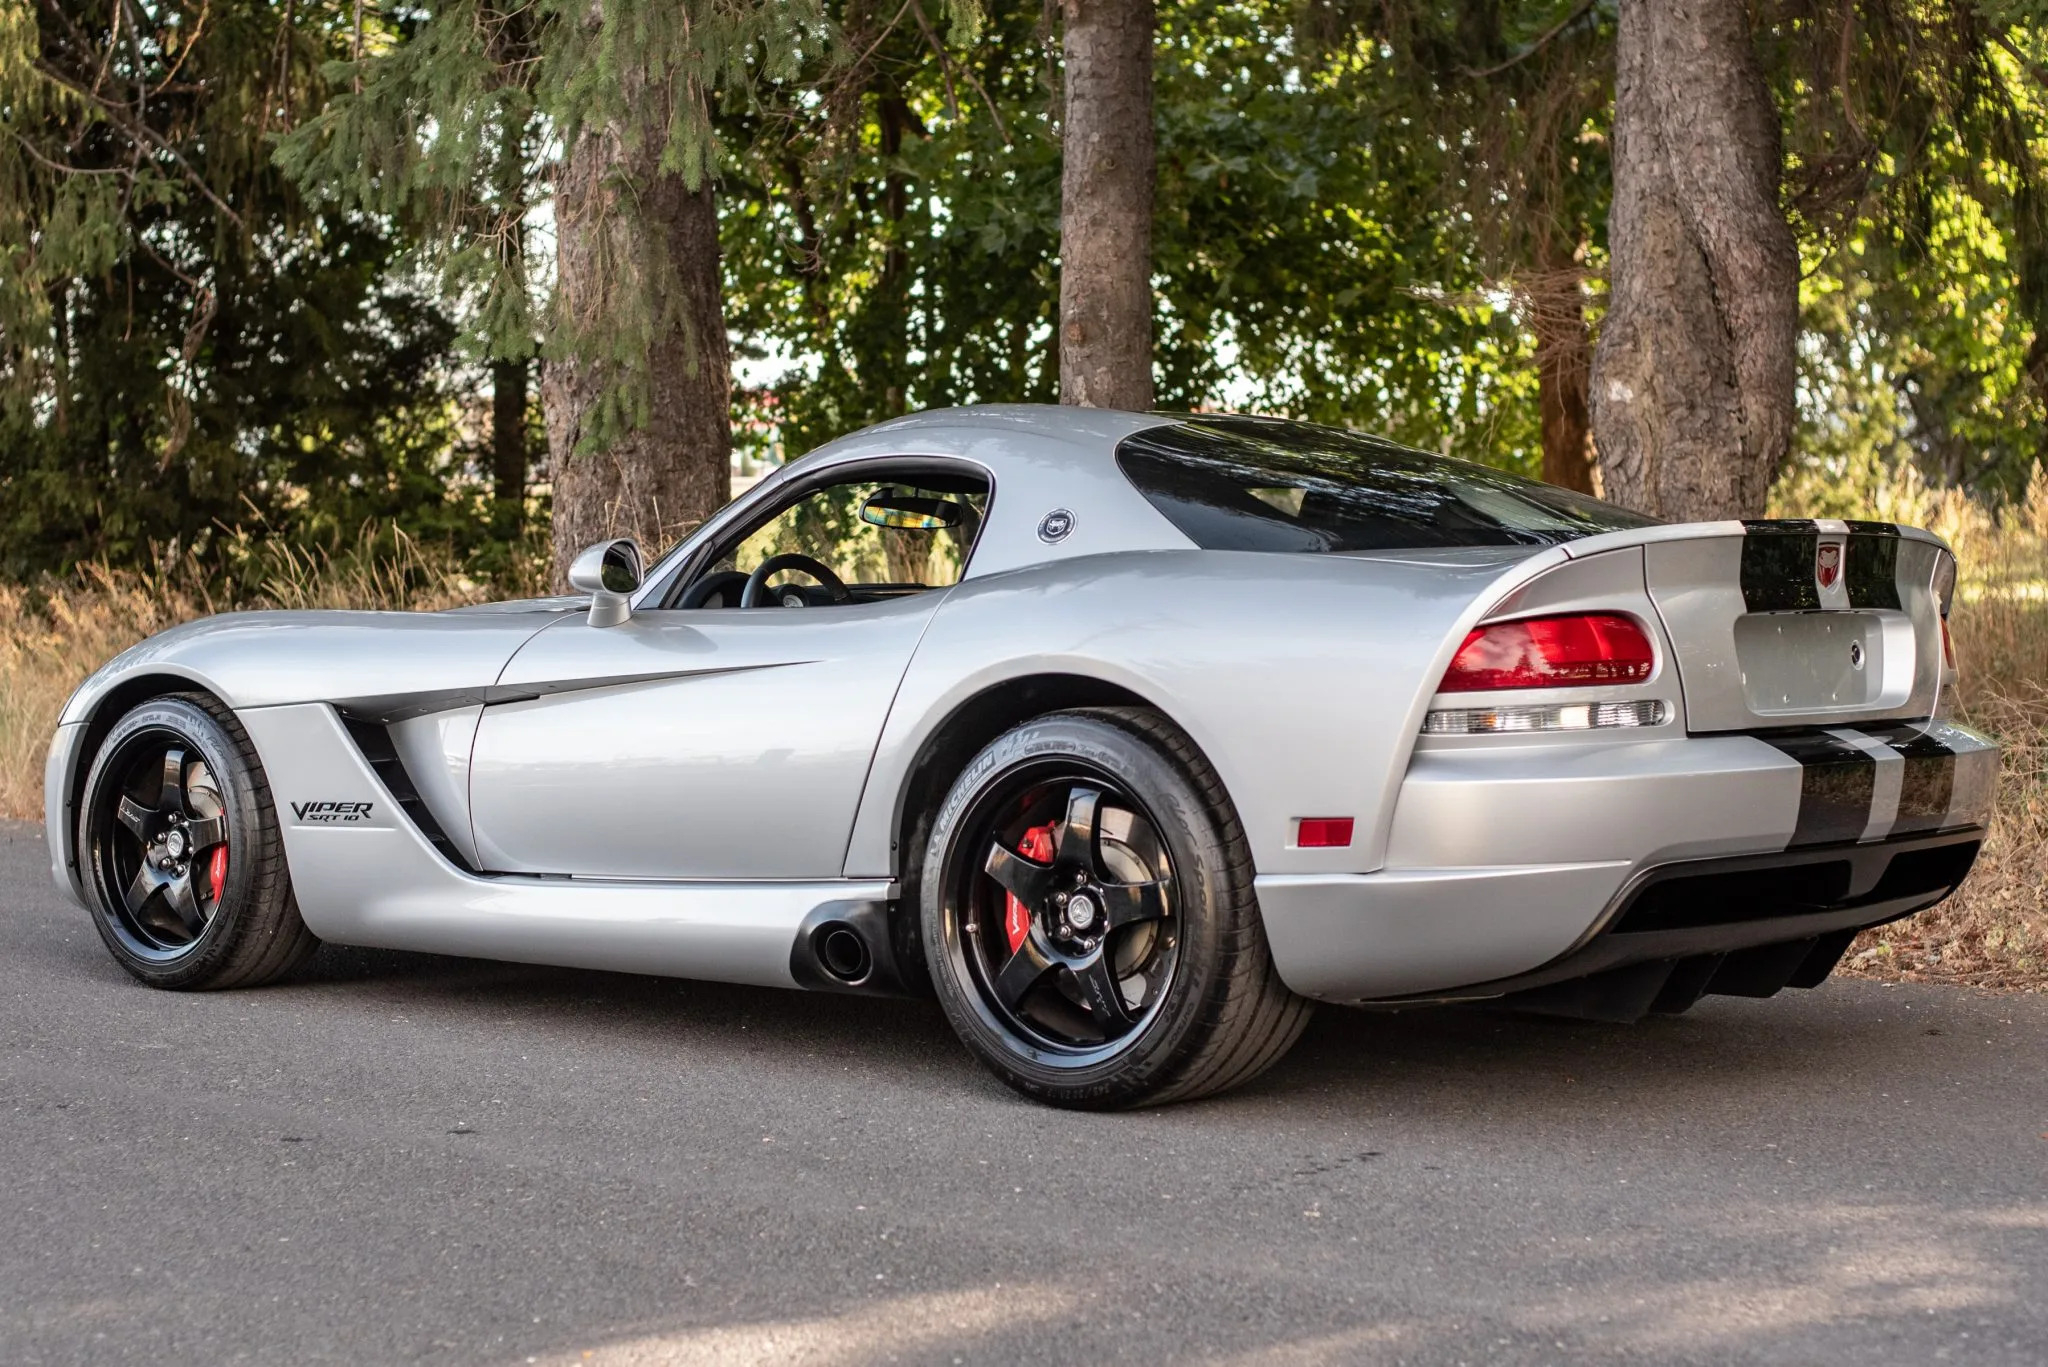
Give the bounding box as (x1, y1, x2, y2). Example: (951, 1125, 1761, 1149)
(921, 707, 1311, 1108)
(76, 693, 317, 990)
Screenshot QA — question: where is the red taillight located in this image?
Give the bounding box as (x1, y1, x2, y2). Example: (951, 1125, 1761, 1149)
(1940, 616, 1957, 671)
(1440, 614, 1655, 692)
(1297, 817, 1354, 848)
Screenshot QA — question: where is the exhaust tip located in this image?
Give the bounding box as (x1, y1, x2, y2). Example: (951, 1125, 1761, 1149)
(815, 922, 872, 984)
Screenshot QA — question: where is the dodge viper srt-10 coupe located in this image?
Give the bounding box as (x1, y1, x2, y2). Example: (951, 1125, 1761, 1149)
(46, 407, 1999, 1107)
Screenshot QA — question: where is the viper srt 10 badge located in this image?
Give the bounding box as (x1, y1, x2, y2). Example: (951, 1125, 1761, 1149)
(1816, 541, 1843, 590)
(292, 800, 374, 824)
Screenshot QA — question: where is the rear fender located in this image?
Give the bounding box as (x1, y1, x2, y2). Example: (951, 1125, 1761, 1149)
(846, 548, 1559, 879)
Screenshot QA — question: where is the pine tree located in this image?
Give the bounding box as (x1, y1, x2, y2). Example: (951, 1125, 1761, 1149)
(281, 0, 823, 583)
(0, 0, 464, 574)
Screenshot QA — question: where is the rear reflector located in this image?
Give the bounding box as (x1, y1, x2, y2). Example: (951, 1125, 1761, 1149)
(1296, 817, 1354, 848)
(1440, 613, 1655, 692)
(1423, 699, 1670, 735)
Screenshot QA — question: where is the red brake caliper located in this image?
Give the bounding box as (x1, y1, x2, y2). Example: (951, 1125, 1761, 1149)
(207, 844, 228, 905)
(1005, 823, 1056, 953)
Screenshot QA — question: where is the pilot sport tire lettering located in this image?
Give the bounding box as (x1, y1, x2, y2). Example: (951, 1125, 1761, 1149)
(922, 707, 1311, 1108)
(78, 694, 317, 990)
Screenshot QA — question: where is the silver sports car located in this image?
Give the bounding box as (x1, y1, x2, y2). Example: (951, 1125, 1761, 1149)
(45, 407, 1999, 1107)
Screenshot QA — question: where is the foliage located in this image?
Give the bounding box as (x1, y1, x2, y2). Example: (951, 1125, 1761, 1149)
(273, 0, 546, 366)
(1773, 0, 2048, 500)
(0, 0, 482, 578)
(4, 0, 2046, 582)
(722, 0, 1550, 472)
(278, 0, 828, 454)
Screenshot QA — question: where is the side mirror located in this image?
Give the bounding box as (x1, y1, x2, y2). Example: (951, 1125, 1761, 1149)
(860, 489, 962, 531)
(567, 538, 644, 628)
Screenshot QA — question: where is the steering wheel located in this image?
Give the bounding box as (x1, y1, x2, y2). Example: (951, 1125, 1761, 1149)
(677, 570, 750, 610)
(741, 553, 850, 609)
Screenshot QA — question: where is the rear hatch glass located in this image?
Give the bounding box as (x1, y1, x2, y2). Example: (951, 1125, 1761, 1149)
(1119, 416, 1659, 553)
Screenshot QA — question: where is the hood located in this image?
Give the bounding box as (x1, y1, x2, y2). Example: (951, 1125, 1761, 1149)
(443, 595, 587, 616)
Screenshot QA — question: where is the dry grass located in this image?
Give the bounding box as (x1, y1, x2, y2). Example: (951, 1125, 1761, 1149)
(0, 477, 2041, 987)
(0, 527, 503, 819)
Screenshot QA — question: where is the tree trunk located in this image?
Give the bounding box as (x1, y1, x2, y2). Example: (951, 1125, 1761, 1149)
(543, 125, 732, 588)
(490, 357, 528, 527)
(1530, 232, 1597, 495)
(1058, 0, 1155, 410)
(1590, 0, 1798, 520)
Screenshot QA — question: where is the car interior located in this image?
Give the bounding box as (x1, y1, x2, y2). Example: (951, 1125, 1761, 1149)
(669, 469, 991, 609)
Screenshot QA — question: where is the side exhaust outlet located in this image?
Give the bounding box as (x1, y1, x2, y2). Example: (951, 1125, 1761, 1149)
(789, 901, 907, 996)
(815, 922, 873, 984)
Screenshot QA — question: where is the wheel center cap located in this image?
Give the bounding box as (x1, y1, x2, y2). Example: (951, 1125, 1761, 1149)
(164, 829, 187, 859)
(1066, 892, 1098, 932)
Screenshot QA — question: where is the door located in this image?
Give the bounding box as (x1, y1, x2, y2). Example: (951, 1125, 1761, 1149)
(465, 464, 989, 879)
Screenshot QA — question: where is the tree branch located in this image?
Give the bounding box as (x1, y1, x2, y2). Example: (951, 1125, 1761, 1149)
(30, 59, 247, 231)
(1461, 0, 1596, 80)
(908, 0, 1011, 144)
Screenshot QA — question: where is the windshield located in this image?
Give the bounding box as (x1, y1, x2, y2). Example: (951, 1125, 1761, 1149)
(1118, 416, 1658, 553)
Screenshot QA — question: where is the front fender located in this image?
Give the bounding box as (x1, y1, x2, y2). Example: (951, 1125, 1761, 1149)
(46, 607, 565, 906)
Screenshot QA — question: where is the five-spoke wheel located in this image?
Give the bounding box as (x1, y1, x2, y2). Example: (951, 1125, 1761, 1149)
(79, 693, 316, 989)
(923, 707, 1311, 1108)
(969, 779, 1178, 1051)
(101, 742, 231, 954)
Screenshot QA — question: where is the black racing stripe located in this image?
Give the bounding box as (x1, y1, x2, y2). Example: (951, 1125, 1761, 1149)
(1846, 532, 1903, 609)
(1843, 520, 1901, 537)
(1862, 723, 1957, 835)
(1759, 731, 1875, 846)
(1741, 527, 1822, 612)
(1742, 519, 1822, 533)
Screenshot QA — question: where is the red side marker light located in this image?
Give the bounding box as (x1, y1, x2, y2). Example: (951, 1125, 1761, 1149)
(1298, 817, 1354, 848)
(1440, 613, 1655, 692)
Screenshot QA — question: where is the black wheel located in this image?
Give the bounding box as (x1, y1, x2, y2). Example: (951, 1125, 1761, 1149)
(922, 708, 1311, 1108)
(77, 693, 317, 990)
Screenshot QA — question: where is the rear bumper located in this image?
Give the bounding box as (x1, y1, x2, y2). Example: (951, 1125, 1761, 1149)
(1257, 721, 1997, 1002)
(1391, 826, 1984, 1013)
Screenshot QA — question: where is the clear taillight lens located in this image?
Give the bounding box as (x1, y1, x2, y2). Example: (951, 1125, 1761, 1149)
(1439, 614, 1656, 692)
(1423, 699, 1669, 734)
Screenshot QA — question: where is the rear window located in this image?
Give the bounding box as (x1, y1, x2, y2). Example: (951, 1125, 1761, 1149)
(1118, 416, 1659, 553)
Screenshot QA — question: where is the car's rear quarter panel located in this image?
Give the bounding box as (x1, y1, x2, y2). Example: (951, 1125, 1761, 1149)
(846, 546, 1542, 882)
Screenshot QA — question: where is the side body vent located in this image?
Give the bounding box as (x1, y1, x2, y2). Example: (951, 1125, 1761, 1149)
(339, 714, 476, 872)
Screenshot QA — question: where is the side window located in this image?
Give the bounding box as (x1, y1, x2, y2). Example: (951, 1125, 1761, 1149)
(688, 470, 989, 607)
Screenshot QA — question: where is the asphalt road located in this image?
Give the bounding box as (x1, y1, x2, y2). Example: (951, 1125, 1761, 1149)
(4, 819, 2045, 1366)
